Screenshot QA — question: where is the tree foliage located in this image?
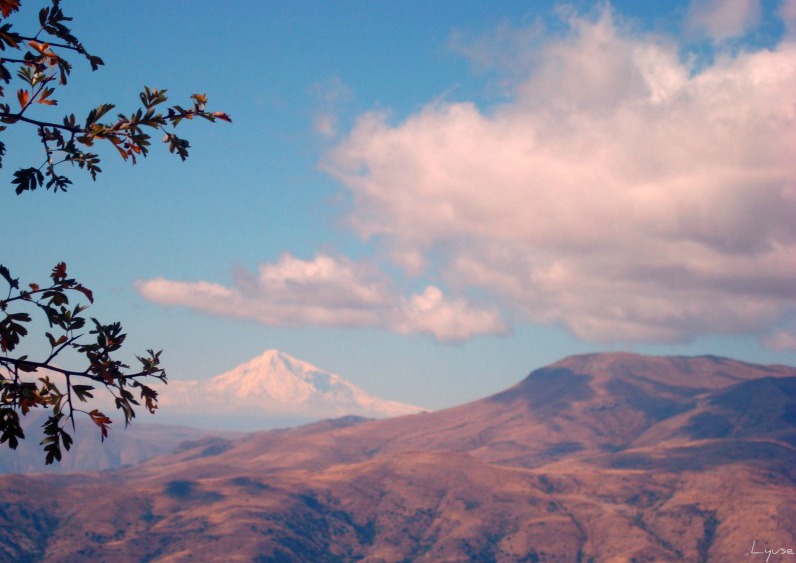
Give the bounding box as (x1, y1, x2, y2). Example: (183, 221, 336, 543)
(0, 0, 230, 194)
(0, 263, 165, 464)
(0, 0, 230, 463)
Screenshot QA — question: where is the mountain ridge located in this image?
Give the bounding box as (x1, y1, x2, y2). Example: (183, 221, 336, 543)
(2, 352, 795, 561)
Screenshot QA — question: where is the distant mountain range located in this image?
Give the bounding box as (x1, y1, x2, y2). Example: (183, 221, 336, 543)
(1, 349, 423, 473)
(2, 352, 795, 561)
(0, 416, 232, 474)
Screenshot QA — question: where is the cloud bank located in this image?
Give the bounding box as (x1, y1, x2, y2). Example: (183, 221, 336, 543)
(136, 254, 506, 342)
(138, 5, 796, 347)
(322, 8, 796, 346)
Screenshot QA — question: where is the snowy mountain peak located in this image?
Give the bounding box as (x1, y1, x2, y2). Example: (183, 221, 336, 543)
(212, 349, 346, 402)
(160, 350, 425, 430)
(248, 349, 342, 387)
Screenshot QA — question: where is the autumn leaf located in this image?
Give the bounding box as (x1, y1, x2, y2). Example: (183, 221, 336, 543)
(88, 409, 112, 440)
(111, 142, 129, 161)
(16, 88, 27, 108)
(0, 0, 20, 19)
(27, 39, 48, 53)
(37, 86, 56, 105)
(51, 262, 67, 281)
(27, 39, 57, 64)
(74, 283, 94, 303)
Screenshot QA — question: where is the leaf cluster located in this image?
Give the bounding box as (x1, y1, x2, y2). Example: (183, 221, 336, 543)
(0, 0, 230, 463)
(0, 263, 166, 464)
(0, 0, 230, 193)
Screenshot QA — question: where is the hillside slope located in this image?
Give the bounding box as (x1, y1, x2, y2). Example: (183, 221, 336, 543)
(2, 353, 795, 561)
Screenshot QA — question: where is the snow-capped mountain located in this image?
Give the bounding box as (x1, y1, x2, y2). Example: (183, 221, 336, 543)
(157, 350, 425, 430)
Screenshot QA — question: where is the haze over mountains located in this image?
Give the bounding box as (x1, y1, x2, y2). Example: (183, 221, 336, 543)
(158, 349, 425, 430)
(1, 349, 422, 473)
(2, 352, 795, 561)
(0, 418, 227, 475)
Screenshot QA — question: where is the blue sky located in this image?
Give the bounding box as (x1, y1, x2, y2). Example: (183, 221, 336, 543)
(2, 0, 796, 411)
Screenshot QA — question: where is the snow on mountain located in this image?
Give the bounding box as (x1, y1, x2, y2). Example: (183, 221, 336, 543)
(157, 350, 425, 430)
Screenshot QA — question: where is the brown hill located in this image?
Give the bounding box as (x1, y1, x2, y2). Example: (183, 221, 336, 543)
(2, 352, 795, 561)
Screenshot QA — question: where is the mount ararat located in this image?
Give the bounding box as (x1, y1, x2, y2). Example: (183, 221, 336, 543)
(156, 349, 425, 429)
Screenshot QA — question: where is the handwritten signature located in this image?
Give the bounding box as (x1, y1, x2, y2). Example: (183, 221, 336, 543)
(751, 540, 796, 562)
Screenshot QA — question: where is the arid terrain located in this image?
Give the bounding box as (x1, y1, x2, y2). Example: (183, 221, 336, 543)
(2, 352, 795, 561)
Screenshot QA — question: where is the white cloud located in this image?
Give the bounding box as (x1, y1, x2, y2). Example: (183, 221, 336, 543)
(136, 254, 506, 342)
(321, 8, 796, 345)
(137, 6, 796, 347)
(393, 286, 508, 342)
(686, 0, 762, 40)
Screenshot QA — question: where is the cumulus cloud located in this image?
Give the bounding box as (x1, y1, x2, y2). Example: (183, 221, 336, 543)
(137, 6, 795, 347)
(393, 286, 509, 342)
(136, 254, 506, 342)
(321, 7, 796, 345)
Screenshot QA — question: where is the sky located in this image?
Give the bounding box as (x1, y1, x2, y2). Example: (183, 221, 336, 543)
(2, 0, 795, 412)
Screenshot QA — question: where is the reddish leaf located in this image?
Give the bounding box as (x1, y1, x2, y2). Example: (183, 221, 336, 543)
(37, 87, 57, 106)
(16, 89, 28, 109)
(27, 39, 51, 55)
(74, 284, 94, 303)
(88, 409, 112, 440)
(51, 262, 67, 281)
(112, 143, 129, 161)
(27, 40, 58, 66)
(0, 0, 20, 18)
